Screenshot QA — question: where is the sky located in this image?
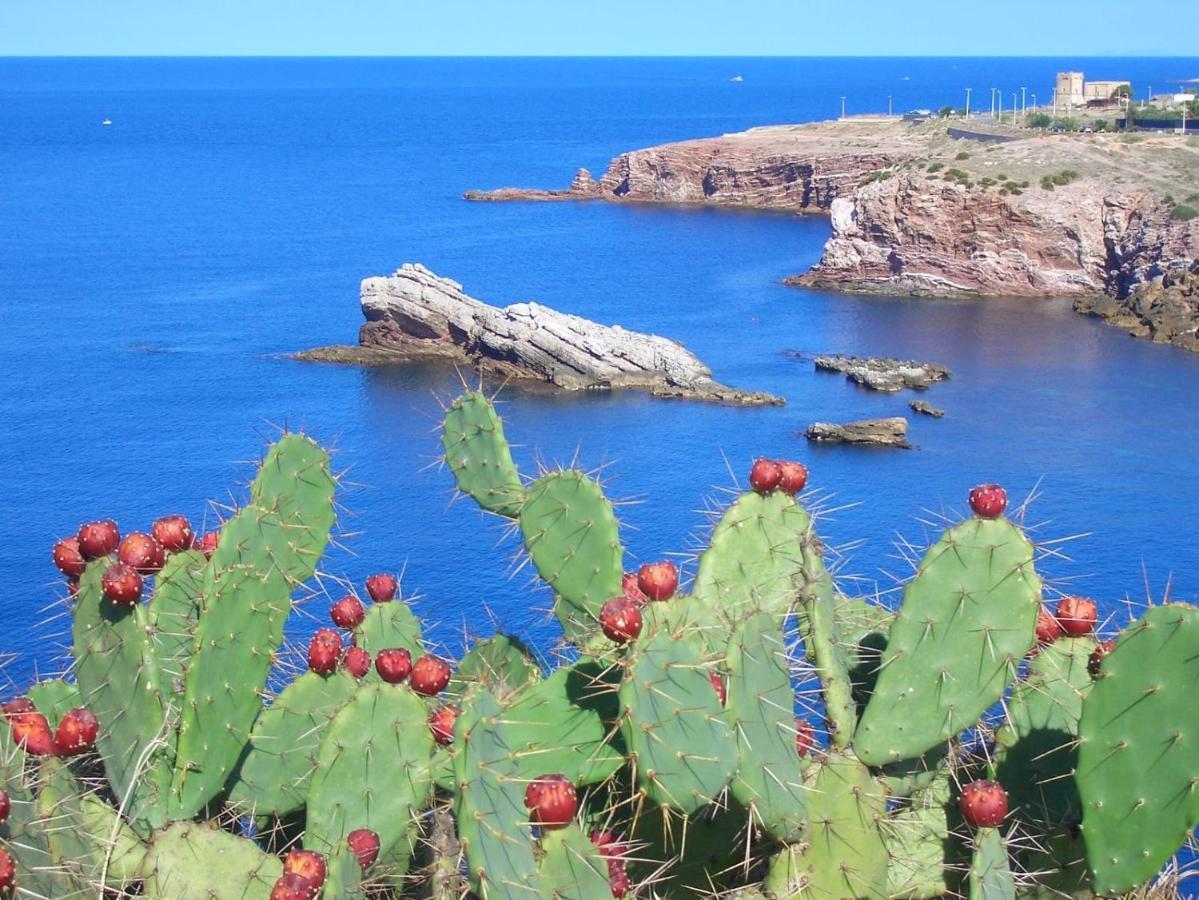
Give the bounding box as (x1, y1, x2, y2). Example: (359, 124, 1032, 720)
(0, 0, 1193, 57)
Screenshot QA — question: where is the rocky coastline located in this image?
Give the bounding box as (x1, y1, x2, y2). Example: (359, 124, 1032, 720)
(1074, 261, 1199, 352)
(297, 263, 782, 406)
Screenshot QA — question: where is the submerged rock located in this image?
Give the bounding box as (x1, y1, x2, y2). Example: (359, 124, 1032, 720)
(813, 354, 950, 392)
(297, 263, 782, 406)
(805, 417, 911, 449)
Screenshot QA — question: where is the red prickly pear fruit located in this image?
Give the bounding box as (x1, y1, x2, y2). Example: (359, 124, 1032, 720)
(347, 828, 381, 870)
(959, 779, 1008, 828)
(410, 654, 452, 696)
(330, 595, 366, 630)
(608, 862, 630, 899)
(748, 458, 783, 494)
(1, 698, 35, 719)
(429, 705, 460, 745)
(777, 461, 809, 495)
(589, 830, 623, 858)
(365, 573, 397, 603)
(0, 848, 12, 889)
(599, 597, 643, 644)
(1088, 639, 1116, 677)
(196, 531, 220, 559)
(52, 537, 87, 577)
(1035, 608, 1064, 645)
(118, 532, 165, 574)
(283, 849, 327, 888)
(77, 519, 120, 559)
(621, 572, 648, 606)
(101, 563, 143, 606)
(307, 629, 343, 676)
(968, 484, 1007, 519)
(341, 646, 371, 679)
(9, 710, 55, 756)
(1055, 596, 1098, 636)
(54, 707, 99, 756)
(0, 788, 10, 823)
(708, 672, 726, 706)
(637, 561, 678, 602)
(152, 515, 194, 552)
(524, 773, 577, 829)
(795, 719, 815, 758)
(374, 648, 413, 684)
(269, 873, 318, 900)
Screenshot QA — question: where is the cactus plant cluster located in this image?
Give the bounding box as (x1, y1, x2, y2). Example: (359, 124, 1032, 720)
(1, 389, 1197, 898)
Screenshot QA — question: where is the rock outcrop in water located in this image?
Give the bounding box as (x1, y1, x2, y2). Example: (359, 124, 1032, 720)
(813, 354, 950, 392)
(1074, 261, 1199, 352)
(806, 417, 911, 448)
(297, 263, 782, 405)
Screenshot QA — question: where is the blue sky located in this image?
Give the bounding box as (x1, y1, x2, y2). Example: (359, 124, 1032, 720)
(1, 0, 1192, 56)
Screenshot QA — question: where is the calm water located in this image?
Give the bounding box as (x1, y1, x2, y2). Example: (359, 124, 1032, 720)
(2, 57, 1198, 684)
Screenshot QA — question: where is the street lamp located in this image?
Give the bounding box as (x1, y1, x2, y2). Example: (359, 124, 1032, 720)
(1021, 86, 1027, 116)
(841, 96, 846, 120)
(965, 87, 972, 118)
(888, 95, 893, 117)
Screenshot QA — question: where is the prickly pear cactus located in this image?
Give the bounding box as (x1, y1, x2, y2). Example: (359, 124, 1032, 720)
(538, 824, 612, 900)
(968, 826, 1015, 900)
(139, 820, 283, 899)
(1076, 604, 1199, 895)
(442, 390, 525, 518)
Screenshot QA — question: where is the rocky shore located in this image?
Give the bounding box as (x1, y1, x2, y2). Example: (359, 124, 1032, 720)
(1074, 261, 1199, 353)
(297, 264, 782, 405)
(813, 354, 950, 392)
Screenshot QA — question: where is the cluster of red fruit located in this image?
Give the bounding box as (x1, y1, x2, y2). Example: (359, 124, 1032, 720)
(306, 576, 459, 748)
(1033, 595, 1113, 673)
(52, 514, 216, 606)
(747, 458, 809, 496)
(267, 830, 381, 899)
(2, 698, 99, 759)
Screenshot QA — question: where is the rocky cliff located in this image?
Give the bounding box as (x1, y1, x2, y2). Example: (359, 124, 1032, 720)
(298, 263, 781, 405)
(1075, 261, 1199, 352)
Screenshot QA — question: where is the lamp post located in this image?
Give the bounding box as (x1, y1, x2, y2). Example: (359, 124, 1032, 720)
(1021, 86, 1027, 116)
(990, 88, 997, 118)
(841, 96, 846, 120)
(965, 87, 972, 118)
(888, 95, 893, 117)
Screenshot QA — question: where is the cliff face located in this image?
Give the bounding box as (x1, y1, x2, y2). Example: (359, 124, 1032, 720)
(1076, 261, 1199, 352)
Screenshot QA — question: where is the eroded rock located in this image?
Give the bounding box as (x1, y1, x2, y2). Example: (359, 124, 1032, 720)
(805, 417, 911, 448)
(813, 354, 950, 392)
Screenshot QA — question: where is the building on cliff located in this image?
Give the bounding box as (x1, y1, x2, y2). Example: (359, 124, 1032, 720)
(1055, 71, 1132, 110)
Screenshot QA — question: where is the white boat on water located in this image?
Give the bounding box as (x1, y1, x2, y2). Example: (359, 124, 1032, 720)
(101, 119, 113, 126)
(729, 74, 744, 83)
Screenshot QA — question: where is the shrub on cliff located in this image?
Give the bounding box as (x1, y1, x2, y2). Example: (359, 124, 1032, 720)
(1171, 204, 1198, 221)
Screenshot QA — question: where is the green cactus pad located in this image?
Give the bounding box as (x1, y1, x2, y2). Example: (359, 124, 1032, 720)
(795, 538, 859, 749)
(139, 820, 283, 899)
(884, 768, 952, 899)
(27, 678, 82, 730)
(628, 800, 749, 897)
(854, 518, 1041, 765)
(305, 682, 434, 860)
(1076, 604, 1199, 895)
(442, 390, 525, 518)
(692, 490, 812, 622)
(619, 614, 738, 814)
(72, 555, 176, 831)
(321, 841, 366, 899)
(968, 827, 1015, 900)
(830, 595, 894, 712)
(453, 688, 541, 900)
(764, 753, 888, 900)
(1, 727, 68, 896)
(353, 598, 424, 658)
(170, 434, 335, 818)
(538, 823, 612, 900)
(451, 633, 541, 697)
(227, 670, 359, 815)
(723, 613, 809, 841)
(145, 548, 208, 689)
(520, 470, 623, 619)
(995, 636, 1095, 827)
(36, 758, 146, 888)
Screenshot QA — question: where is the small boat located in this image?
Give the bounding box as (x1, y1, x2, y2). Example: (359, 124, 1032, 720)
(101, 119, 113, 126)
(729, 74, 744, 83)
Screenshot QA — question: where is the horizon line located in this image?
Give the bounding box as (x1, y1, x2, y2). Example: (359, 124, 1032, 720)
(2, 53, 1196, 61)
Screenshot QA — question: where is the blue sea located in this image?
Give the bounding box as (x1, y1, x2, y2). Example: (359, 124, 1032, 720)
(2, 57, 1197, 684)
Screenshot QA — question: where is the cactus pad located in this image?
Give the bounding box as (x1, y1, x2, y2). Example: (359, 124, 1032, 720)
(452, 633, 541, 697)
(145, 547, 208, 689)
(139, 820, 283, 899)
(538, 823, 612, 900)
(442, 390, 525, 518)
(27, 678, 82, 730)
(353, 599, 424, 657)
(883, 768, 952, 899)
(968, 827, 1015, 900)
(854, 518, 1040, 765)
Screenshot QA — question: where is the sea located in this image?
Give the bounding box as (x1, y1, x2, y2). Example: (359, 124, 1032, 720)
(2, 56, 1197, 685)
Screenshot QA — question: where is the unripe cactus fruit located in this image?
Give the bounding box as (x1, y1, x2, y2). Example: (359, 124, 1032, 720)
(117, 531, 165, 573)
(151, 514, 193, 551)
(0, 788, 9, 823)
(101, 563, 143, 606)
(1035, 607, 1064, 644)
(795, 719, 815, 758)
(959, 779, 1009, 828)
(1087, 638, 1116, 677)
(621, 572, 648, 605)
(1054, 596, 1097, 636)
(968, 483, 1007, 518)
(196, 530, 220, 559)
(709, 672, 727, 706)
(77, 519, 120, 558)
(347, 828, 380, 870)
(636, 561, 677, 601)
(52, 536, 87, 577)
(599, 597, 643, 643)
(307, 629, 343, 675)
(365, 572, 397, 603)
(429, 705, 460, 745)
(341, 646, 371, 679)
(374, 648, 413, 684)
(270, 872, 318, 900)
(524, 774, 577, 829)
(330, 594, 366, 629)
(749, 458, 783, 494)
(9, 710, 55, 755)
(777, 460, 808, 494)
(283, 849, 327, 888)
(409, 654, 452, 696)
(0, 848, 12, 889)
(54, 707, 99, 756)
